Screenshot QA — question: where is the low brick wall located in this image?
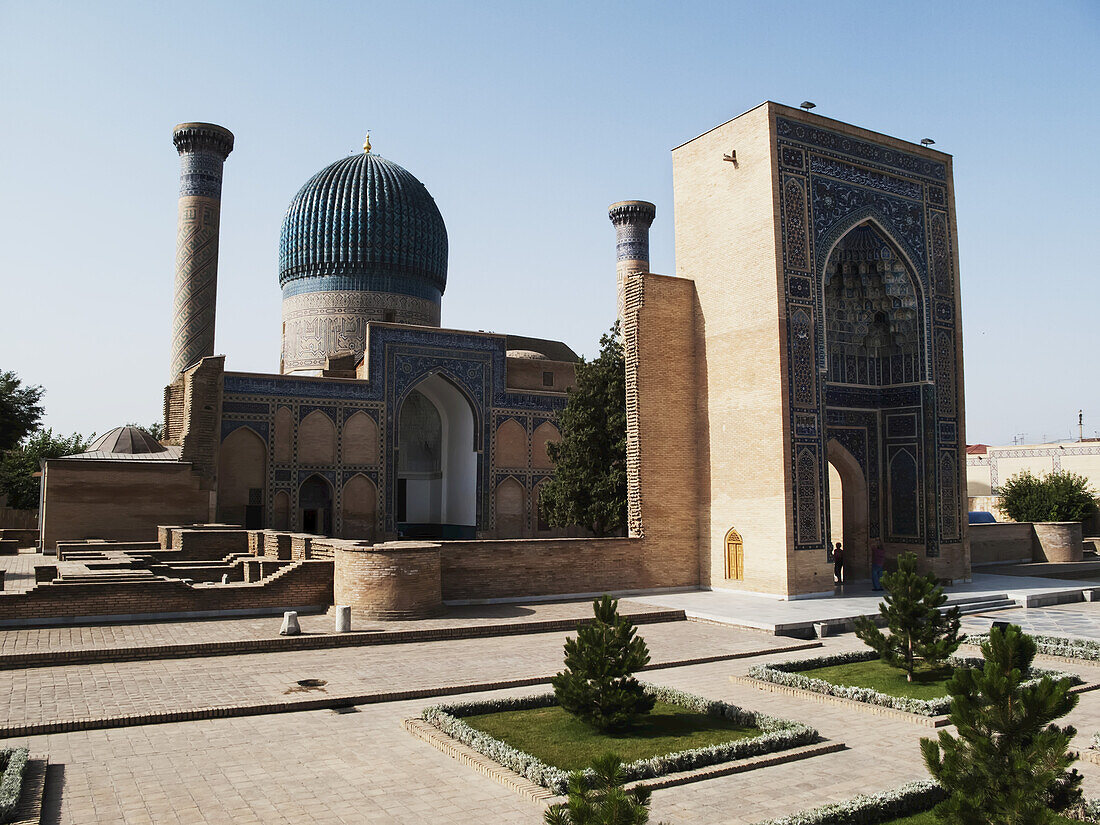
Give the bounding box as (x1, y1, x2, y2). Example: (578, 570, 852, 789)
(290, 534, 314, 560)
(439, 536, 654, 601)
(263, 532, 293, 560)
(0, 560, 334, 622)
(56, 540, 161, 560)
(969, 522, 1035, 565)
(171, 529, 249, 560)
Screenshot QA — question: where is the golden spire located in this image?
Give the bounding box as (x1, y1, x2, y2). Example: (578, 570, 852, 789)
(363, 132, 371, 153)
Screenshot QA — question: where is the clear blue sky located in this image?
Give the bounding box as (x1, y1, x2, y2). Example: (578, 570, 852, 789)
(1, 0, 1097, 445)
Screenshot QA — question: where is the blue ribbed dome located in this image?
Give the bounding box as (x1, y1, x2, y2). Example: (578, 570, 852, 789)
(278, 153, 448, 299)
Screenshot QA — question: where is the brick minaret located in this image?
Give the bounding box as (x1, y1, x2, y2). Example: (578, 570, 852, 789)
(170, 122, 234, 380)
(608, 200, 656, 321)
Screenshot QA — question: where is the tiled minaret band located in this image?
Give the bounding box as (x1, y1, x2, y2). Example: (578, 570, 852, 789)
(608, 200, 656, 322)
(170, 122, 234, 380)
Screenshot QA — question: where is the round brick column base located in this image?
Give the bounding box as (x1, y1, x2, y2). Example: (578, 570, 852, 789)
(332, 541, 443, 619)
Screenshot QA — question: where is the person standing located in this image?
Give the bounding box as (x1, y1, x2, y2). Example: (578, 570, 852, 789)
(871, 540, 886, 591)
(833, 542, 844, 585)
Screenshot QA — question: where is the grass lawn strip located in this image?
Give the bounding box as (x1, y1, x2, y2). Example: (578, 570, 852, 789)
(747, 650, 1080, 716)
(421, 683, 818, 794)
(463, 700, 762, 771)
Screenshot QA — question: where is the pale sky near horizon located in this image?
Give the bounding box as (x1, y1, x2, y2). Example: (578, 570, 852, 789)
(1, 0, 1098, 446)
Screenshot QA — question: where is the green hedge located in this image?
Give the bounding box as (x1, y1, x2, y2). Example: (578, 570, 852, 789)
(0, 748, 28, 824)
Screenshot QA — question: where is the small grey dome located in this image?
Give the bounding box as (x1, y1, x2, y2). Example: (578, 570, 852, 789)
(85, 426, 167, 455)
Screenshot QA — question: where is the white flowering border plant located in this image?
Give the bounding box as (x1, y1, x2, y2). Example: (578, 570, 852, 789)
(420, 683, 819, 794)
(0, 747, 28, 824)
(754, 779, 944, 825)
(966, 632, 1100, 663)
(747, 649, 1080, 717)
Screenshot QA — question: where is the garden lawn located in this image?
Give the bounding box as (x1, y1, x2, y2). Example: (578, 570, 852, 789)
(798, 658, 953, 700)
(462, 701, 763, 771)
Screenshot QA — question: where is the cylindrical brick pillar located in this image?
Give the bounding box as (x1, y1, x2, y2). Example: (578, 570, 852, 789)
(1032, 522, 1084, 563)
(170, 122, 234, 380)
(608, 200, 656, 321)
(333, 541, 442, 619)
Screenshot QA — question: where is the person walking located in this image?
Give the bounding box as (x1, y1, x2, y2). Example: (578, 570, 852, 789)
(833, 542, 844, 585)
(871, 540, 886, 591)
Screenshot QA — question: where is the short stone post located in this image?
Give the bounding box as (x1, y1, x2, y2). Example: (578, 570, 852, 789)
(280, 611, 301, 636)
(334, 605, 352, 633)
(221, 573, 230, 584)
(813, 622, 830, 638)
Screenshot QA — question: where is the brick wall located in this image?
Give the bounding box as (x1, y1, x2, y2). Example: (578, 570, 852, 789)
(41, 461, 211, 550)
(969, 522, 1035, 565)
(0, 560, 333, 622)
(172, 529, 250, 559)
(332, 541, 442, 618)
(439, 536, 689, 601)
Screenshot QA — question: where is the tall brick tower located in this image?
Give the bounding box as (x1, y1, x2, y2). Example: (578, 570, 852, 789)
(170, 122, 234, 380)
(608, 200, 656, 321)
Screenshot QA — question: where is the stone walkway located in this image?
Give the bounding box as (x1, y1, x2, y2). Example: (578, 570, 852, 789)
(0, 596, 671, 656)
(7, 630, 1100, 824)
(961, 601, 1100, 641)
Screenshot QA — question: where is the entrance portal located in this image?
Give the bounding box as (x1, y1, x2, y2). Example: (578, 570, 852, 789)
(396, 373, 477, 539)
(299, 474, 333, 535)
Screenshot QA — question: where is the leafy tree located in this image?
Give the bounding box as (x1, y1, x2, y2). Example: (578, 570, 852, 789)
(551, 594, 655, 731)
(540, 323, 626, 537)
(854, 552, 962, 682)
(127, 421, 164, 442)
(544, 754, 655, 825)
(0, 429, 93, 510)
(0, 371, 44, 452)
(921, 624, 1082, 824)
(1000, 470, 1097, 523)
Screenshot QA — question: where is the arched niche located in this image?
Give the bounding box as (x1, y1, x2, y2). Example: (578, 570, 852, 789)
(274, 406, 293, 463)
(341, 474, 377, 540)
(495, 419, 527, 469)
(495, 476, 525, 538)
(531, 421, 560, 470)
(299, 410, 336, 465)
(299, 474, 333, 535)
(217, 427, 266, 528)
(396, 373, 478, 537)
(273, 490, 290, 530)
(342, 411, 378, 465)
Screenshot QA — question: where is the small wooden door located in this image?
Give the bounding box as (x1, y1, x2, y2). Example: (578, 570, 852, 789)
(724, 528, 744, 580)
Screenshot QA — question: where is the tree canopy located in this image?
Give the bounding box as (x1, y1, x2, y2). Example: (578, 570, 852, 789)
(540, 324, 626, 537)
(0, 429, 93, 510)
(1000, 469, 1097, 523)
(0, 371, 44, 453)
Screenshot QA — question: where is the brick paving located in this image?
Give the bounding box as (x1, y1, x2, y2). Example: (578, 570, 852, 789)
(962, 600, 1100, 641)
(5, 605, 1100, 823)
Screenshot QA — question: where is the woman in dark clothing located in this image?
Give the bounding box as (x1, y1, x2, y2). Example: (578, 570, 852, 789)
(833, 542, 844, 584)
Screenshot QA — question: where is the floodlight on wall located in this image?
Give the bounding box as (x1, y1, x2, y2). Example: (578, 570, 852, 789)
(800, 101, 816, 111)
(921, 138, 936, 147)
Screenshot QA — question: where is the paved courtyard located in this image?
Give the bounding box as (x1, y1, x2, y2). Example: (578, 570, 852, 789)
(6, 599, 1100, 823)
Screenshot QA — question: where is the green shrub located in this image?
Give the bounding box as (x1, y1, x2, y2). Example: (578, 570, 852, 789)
(544, 753, 654, 825)
(551, 595, 655, 731)
(0, 747, 28, 824)
(1000, 470, 1098, 523)
(921, 624, 1081, 824)
(854, 552, 962, 682)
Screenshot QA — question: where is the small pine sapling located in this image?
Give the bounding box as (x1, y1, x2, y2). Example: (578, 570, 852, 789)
(551, 594, 655, 731)
(544, 754, 655, 825)
(853, 552, 962, 681)
(921, 624, 1082, 824)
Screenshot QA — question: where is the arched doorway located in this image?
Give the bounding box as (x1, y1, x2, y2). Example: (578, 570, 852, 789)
(826, 438, 870, 581)
(724, 528, 744, 581)
(396, 373, 478, 539)
(299, 474, 333, 535)
(217, 427, 266, 528)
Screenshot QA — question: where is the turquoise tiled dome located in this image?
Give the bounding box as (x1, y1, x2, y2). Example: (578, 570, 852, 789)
(278, 152, 448, 301)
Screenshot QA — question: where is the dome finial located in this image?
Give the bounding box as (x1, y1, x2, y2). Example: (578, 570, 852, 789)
(363, 131, 371, 153)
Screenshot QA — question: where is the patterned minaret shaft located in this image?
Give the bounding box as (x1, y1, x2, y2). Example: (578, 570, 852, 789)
(608, 201, 656, 321)
(170, 123, 234, 380)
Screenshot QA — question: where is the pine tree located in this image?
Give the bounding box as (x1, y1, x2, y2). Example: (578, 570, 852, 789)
(540, 324, 626, 537)
(921, 624, 1082, 823)
(853, 552, 962, 682)
(544, 754, 654, 825)
(551, 595, 655, 731)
